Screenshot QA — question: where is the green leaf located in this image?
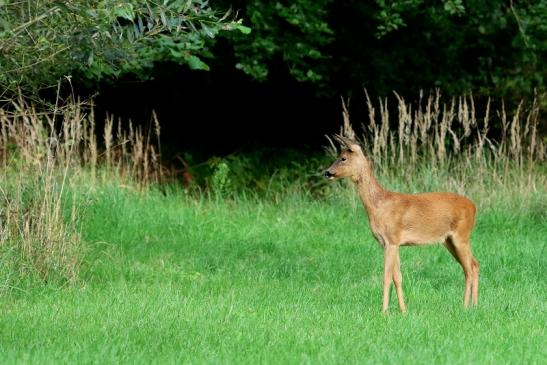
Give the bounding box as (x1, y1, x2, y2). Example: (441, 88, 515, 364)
(184, 55, 210, 70)
(113, 4, 135, 21)
(201, 23, 215, 38)
(235, 24, 252, 34)
(169, 49, 183, 58)
(0, 17, 11, 32)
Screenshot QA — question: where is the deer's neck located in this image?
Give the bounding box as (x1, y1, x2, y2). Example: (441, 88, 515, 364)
(353, 163, 386, 211)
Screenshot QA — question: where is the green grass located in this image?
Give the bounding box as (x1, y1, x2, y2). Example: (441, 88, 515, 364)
(1, 185, 546, 364)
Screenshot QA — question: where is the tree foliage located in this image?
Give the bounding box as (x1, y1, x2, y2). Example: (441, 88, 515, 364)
(0, 0, 246, 99)
(0, 0, 545, 100)
(215, 0, 546, 98)
(367, 0, 547, 96)
(219, 0, 334, 84)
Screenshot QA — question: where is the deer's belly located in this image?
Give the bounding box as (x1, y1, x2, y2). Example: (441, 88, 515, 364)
(399, 229, 450, 245)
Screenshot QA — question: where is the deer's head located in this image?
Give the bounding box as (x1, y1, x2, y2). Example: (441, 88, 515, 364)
(324, 136, 366, 181)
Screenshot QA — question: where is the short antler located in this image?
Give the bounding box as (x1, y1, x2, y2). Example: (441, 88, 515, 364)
(325, 98, 362, 154)
(334, 134, 362, 153)
(334, 134, 355, 147)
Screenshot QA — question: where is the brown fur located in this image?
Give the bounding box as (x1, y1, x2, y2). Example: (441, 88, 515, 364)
(325, 138, 479, 312)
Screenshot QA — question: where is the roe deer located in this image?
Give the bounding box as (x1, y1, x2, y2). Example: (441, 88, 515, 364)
(324, 136, 479, 313)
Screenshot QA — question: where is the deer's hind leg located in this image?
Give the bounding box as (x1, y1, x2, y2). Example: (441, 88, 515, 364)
(445, 234, 479, 308)
(470, 256, 479, 305)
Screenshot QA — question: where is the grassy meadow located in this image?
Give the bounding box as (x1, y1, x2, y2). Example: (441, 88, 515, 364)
(0, 94, 546, 364)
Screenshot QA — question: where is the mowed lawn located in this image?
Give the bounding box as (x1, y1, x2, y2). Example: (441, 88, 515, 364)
(1, 187, 545, 364)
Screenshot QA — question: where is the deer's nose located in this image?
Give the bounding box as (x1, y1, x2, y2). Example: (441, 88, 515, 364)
(324, 170, 334, 178)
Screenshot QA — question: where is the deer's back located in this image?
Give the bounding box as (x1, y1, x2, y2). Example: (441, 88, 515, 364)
(374, 191, 476, 245)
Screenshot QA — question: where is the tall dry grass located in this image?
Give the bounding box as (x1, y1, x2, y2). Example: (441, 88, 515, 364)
(1, 91, 545, 290)
(330, 90, 546, 210)
(0, 97, 161, 290)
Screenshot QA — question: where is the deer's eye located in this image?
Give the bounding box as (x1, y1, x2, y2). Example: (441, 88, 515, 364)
(341, 157, 347, 162)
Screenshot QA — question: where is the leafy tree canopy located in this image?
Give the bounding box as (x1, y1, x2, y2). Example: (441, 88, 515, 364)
(0, 0, 247, 99)
(216, 0, 546, 97)
(0, 0, 545, 100)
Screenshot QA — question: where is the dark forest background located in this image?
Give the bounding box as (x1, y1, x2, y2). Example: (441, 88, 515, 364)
(1, 1, 546, 155)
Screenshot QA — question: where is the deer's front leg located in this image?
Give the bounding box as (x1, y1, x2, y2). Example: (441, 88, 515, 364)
(383, 243, 397, 313)
(393, 249, 406, 313)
